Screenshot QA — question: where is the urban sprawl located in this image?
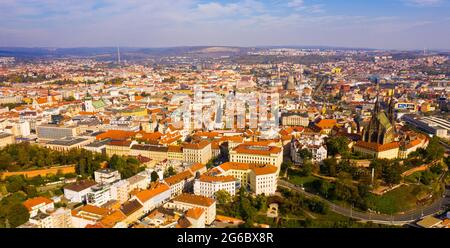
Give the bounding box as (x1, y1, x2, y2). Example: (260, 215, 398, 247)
(0, 47, 449, 229)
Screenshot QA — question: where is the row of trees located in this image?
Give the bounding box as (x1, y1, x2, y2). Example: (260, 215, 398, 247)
(278, 188, 329, 215)
(216, 188, 267, 228)
(0, 143, 144, 179)
(0, 143, 105, 172)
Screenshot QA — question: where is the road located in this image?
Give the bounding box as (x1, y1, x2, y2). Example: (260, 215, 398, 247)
(279, 180, 450, 225)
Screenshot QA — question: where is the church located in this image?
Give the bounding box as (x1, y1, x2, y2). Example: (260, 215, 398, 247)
(353, 82, 428, 159)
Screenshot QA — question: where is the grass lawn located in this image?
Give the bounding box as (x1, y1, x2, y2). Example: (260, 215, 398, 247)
(366, 184, 430, 214)
(287, 174, 317, 187)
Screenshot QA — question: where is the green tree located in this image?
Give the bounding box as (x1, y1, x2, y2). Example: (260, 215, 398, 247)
(6, 203, 30, 228)
(27, 175, 44, 186)
(420, 170, 434, 185)
(321, 158, 338, 177)
(5, 175, 27, 193)
(300, 161, 313, 177)
(215, 190, 232, 205)
(298, 148, 313, 161)
(383, 162, 402, 186)
(281, 161, 294, 177)
(164, 166, 176, 178)
(444, 156, 450, 170)
(425, 137, 445, 162)
(326, 136, 350, 157)
(255, 194, 267, 212)
(151, 171, 159, 182)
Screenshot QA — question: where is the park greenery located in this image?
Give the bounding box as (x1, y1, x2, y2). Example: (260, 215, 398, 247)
(286, 134, 447, 214)
(0, 192, 30, 228)
(0, 143, 144, 179)
(0, 143, 146, 228)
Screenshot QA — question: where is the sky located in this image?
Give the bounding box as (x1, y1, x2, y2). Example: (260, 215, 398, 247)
(0, 0, 449, 50)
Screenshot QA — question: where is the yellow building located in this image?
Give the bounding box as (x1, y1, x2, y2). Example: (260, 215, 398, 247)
(168, 145, 183, 161)
(130, 144, 168, 162)
(353, 141, 400, 160)
(0, 132, 15, 148)
(217, 162, 278, 195)
(182, 141, 212, 164)
(121, 108, 148, 117)
(229, 144, 283, 173)
(106, 140, 134, 157)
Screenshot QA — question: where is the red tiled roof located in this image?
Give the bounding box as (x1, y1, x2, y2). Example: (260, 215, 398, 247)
(355, 141, 400, 152)
(173, 193, 215, 207)
(23, 197, 53, 211)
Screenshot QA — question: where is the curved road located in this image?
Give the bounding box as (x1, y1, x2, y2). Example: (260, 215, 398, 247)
(279, 180, 450, 225)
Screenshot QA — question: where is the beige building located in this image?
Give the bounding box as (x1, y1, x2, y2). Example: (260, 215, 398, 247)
(182, 141, 212, 164)
(106, 140, 135, 157)
(193, 175, 237, 198)
(353, 141, 400, 160)
(45, 138, 92, 152)
(0, 132, 15, 148)
(164, 170, 194, 197)
(167, 193, 216, 225)
(28, 208, 72, 228)
(282, 113, 310, 127)
(229, 144, 283, 172)
(168, 145, 183, 161)
(110, 180, 130, 204)
(217, 162, 278, 196)
(130, 144, 168, 162)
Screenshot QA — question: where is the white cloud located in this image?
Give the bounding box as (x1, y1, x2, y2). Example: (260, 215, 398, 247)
(288, 0, 304, 8)
(404, 0, 443, 6)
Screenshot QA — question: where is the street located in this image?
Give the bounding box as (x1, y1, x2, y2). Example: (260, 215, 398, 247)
(279, 180, 450, 225)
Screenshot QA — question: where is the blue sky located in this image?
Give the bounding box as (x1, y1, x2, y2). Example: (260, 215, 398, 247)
(0, 0, 449, 49)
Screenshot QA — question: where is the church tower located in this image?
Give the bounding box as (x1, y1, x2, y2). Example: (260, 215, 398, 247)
(362, 77, 396, 145)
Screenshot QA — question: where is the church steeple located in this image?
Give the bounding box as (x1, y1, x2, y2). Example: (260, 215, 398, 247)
(388, 95, 396, 129)
(362, 76, 396, 145)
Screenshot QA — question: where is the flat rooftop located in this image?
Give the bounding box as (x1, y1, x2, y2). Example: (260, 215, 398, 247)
(47, 137, 88, 146)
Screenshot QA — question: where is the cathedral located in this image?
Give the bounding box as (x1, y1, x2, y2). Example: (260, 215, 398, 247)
(361, 94, 396, 145)
(354, 82, 428, 159)
(353, 81, 401, 159)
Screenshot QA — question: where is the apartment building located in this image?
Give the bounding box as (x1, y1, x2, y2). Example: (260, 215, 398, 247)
(36, 124, 78, 140)
(166, 193, 216, 225)
(45, 137, 92, 152)
(94, 169, 121, 184)
(281, 113, 310, 127)
(193, 175, 237, 199)
(132, 183, 171, 214)
(110, 180, 130, 204)
(0, 132, 15, 148)
(23, 197, 55, 218)
(64, 180, 98, 203)
(86, 184, 112, 207)
(105, 140, 136, 157)
(164, 170, 195, 197)
(216, 162, 278, 195)
(167, 145, 183, 161)
(182, 141, 212, 164)
(130, 144, 168, 162)
(27, 208, 72, 228)
(229, 144, 283, 170)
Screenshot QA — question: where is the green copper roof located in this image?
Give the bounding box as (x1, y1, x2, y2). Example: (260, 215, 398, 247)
(377, 112, 392, 129)
(92, 99, 106, 109)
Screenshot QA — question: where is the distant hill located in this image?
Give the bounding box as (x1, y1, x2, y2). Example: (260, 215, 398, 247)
(0, 46, 253, 60)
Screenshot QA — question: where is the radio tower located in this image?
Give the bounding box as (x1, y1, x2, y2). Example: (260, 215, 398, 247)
(117, 47, 121, 65)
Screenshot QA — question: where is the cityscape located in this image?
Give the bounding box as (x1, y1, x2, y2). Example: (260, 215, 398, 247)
(0, 0, 449, 230)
